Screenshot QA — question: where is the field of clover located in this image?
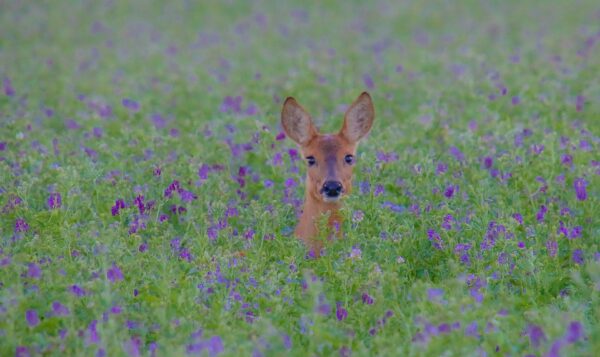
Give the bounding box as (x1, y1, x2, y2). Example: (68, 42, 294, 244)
(1, 0, 599, 356)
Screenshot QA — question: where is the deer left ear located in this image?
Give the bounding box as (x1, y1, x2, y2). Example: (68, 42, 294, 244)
(340, 92, 375, 143)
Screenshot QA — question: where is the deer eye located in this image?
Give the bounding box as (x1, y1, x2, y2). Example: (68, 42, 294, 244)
(306, 156, 316, 166)
(344, 154, 355, 165)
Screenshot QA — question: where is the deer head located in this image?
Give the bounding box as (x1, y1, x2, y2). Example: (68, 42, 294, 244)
(281, 92, 375, 255)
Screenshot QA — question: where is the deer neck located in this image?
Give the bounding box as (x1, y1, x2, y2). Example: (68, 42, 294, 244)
(296, 191, 343, 242)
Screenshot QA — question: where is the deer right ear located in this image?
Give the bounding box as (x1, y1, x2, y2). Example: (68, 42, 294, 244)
(281, 97, 318, 146)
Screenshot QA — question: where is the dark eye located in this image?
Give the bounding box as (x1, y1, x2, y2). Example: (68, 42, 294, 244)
(306, 156, 316, 166)
(345, 154, 355, 165)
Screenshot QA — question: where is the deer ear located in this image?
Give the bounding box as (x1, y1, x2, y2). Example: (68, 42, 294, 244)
(281, 97, 318, 146)
(340, 92, 374, 143)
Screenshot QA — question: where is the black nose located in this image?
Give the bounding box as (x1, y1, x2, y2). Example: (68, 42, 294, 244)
(322, 181, 343, 197)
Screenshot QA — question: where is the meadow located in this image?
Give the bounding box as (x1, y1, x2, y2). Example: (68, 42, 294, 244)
(1, 0, 599, 356)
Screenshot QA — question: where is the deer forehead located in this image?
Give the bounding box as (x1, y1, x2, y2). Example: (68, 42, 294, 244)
(306, 135, 353, 157)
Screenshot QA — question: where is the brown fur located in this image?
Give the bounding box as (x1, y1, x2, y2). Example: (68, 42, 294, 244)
(281, 92, 375, 256)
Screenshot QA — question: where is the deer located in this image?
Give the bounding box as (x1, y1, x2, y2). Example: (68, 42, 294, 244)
(281, 92, 375, 257)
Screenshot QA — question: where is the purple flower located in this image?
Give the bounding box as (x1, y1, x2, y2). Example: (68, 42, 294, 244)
(427, 229, 444, 250)
(566, 321, 583, 343)
(47, 192, 62, 209)
(124, 337, 141, 357)
(111, 199, 125, 216)
(483, 156, 493, 169)
(134, 195, 145, 214)
(26, 309, 39, 327)
(122, 98, 140, 111)
(362, 293, 374, 305)
(546, 240, 558, 257)
(220, 96, 243, 114)
(572, 249, 584, 265)
(69, 284, 86, 297)
(561, 154, 573, 167)
(536, 205, 547, 223)
(52, 301, 70, 316)
(15, 346, 29, 357)
(448, 146, 465, 162)
(179, 189, 197, 202)
(524, 324, 546, 348)
(436, 162, 448, 175)
(444, 185, 456, 198)
(27, 263, 41, 279)
(575, 95, 585, 112)
(427, 288, 444, 302)
(284, 178, 296, 188)
(362, 74, 375, 90)
(511, 96, 520, 105)
(186, 335, 224, 356)
(573, 178, 587, 201)
(15, 218, 30, 233)
(531, 144, 545, 155)
(465, 321, 479, 338)
(3, 77, 15, 96)
(87, 320, 100, 345)
(107, 263, 124, 283)
(512, 213, 523, 225)
(569, 226, 582, 239)
(336, 303, 348, 321)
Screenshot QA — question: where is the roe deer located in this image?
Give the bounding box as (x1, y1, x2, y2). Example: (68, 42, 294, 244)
(281, 92, 375, 256)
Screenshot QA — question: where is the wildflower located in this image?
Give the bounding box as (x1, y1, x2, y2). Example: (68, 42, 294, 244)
(465, 321, 479, 338)
(512, 213, 523, 225)
(536, 205, 547, 223)
(107, 263, 124, 283)
(87, 320, 100, 345)
(531, 144, 544, 155)
(546, 240, 558, 257)
(133, 195, 145, 214)
(448, 146, 465, 162)
(362, 293, 374, 305)
(26, 310, 39, 327)
(15, 218, 29, 233)
(349, 246, 362, 259)
(573, 178, 587, 201)
(427, 229, 444, 250)
(336, 303, 348, 321)
(52, 301, 70, 316)
(436, 162, 448, 175)
(561, 154, 573, 167)
(427, 288, 444, 302)
(111, 199, 125, 216)
(27, 263, 41, 279)
(483, 156, 493, 169)
(444, 185, 456, 198)
(69, 284, 86, 297)
(572, 249, 584, 265)
(352, 210, 364, 223)
(122, 98, 140, 111)
(284, 178, 296, 188)
(362, 74, 375, 90)
(524, 324, 546, 348)
(441, 214, 454, 230)
(48, 192, 62, 209)
(566, 321, 583, 343)
(3, 77, 15, 96)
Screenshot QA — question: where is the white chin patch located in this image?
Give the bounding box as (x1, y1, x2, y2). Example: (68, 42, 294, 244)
(322, 195, 342, 203)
